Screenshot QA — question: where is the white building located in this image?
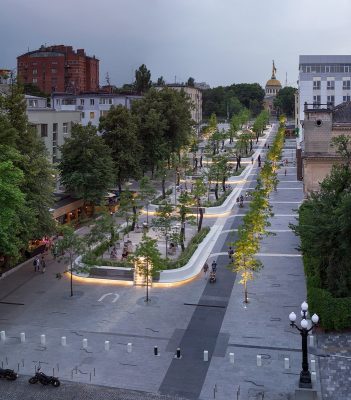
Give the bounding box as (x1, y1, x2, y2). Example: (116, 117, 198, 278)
(26, 95, 81, 163)
(298, 55, 351, 123)
(52, 93, 141, 128)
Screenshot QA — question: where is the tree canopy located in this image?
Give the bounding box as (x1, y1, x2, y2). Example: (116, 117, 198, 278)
(273, 86, 297, 116)
(134, 64, 152, 95)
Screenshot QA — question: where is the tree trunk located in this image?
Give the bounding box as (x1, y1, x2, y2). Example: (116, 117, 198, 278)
(70, 253, 73, 297)
(238, 156, 242, 168)
(161, 178, 166, 199)
(131, 206, 137, 231)
(235, 158, 239, 172)
(244, 280, 248, 303)
(176, 170, 180, 186)
(222, 177, 226, 192)
(165, 234, 168, 258)
(118, 182, 122, 192)
(180, 220, 185, 252)
(198, 207, 203, 232)
(250, 140, 253, 152)
(146, 259, 149, 302)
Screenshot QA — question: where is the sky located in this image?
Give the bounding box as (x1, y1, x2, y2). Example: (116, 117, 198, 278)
(1, 0, 351, 88)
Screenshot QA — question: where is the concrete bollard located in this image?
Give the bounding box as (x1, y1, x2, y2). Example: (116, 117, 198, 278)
(82, 338, 88, 349)
(257, 355, 262, 367)
(229, 352, 235, 364)
(284, 357, 290, 369)
(61, 336, 66, 346)
(20, 333, 25, 343)
(0, 331, 6, 341)
(311, 371, 316, 382)
(311, 359, 316, 372)
(40, 334, 46, 346)
(127, 343, 132, 353)
(104, 340, 110, 351)
(309, 335, 314, 347)
(204, 350, 208, 362)
(176, 348, 181, 359)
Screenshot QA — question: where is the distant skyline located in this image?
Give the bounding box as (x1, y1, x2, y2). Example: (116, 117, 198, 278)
(2, 0, 351, 88)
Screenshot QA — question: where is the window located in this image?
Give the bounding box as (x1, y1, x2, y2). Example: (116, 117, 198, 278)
(325, 66, 331, 73)
(53, 123, 58, 142)
(90, 99, 95, 105)
(80, 99, 85, 105)
(343, 95, 351, 102)
(41, 124, 48, 137)
(62, 99, 76, 105)
(313, 79, 321, 90)
(32, 69, 37, 75)
(99, 98, 113, 105)
(327, 95, 335, 106)
(343, 79, 351, 90)
(51, 68, 57, 74)
(327, 79, 335, 90)
(56, 99, 60, 105)
(63, 122, 69, 134)
(32, 78, 37, 84)
(81, 112, 85, 119)
(100, 110, 109, 117)
(28, 99, 38, 108)
(90, 112, 95, 119)
(306, 66, 311, 73)
(313, 95, 321, 108)
(345, 65, 350, 73)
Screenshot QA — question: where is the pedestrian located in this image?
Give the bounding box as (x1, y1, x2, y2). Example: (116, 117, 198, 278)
(228, 246, 234, 260)
(203, 261, 209, 279)
(268, 144, 270, 149)
(284, 168, 287, 176)
(251, 157, 253, 164)
(33, 256, 40, 272)
(264, 143, 266, 148)
(40, 255, 46, 273)
(211, 260, 217, 273)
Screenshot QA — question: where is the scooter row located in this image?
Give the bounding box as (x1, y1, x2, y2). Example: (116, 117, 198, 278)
(0, 367, 60, 387)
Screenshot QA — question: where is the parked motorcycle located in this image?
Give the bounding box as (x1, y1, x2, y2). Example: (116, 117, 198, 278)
(28, 368, 60, 387)
(0, 367, 17, 381)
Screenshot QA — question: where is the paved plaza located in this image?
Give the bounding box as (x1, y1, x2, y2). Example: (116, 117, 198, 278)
(1, 126, 344, 399)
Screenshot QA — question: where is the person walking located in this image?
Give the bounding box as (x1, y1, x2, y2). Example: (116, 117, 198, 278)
(203, 261, 209, 279)
(40, 255, 46, 273)
(228, 246, 234, 260)
(33, 256, 40, 272)
(211, 260, 217, 273)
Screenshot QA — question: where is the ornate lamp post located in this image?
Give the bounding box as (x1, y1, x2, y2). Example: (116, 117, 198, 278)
(289, 301, 319, 389)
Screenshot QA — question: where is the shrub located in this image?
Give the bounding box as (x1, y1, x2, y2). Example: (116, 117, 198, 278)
(203, 190, 232, 207)
(163, 227, 210, 269)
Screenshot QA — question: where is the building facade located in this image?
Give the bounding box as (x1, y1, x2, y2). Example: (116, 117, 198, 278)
(302, 101, 351, 193)
(52, 93, 141, 128)
(26, 95, 81, 163)
(17, 45, 99, 94)
(298, 55, 351, 123)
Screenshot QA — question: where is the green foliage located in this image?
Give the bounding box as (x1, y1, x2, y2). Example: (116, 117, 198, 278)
(152, 201, 176, 258)
(187, 77, 195, 87)
(203, 83, 264, 119)
(273, 86, 297, 117)
(99, 105, 142, 190)
(163, 227, 210, 269)
(134, 64, 152, 94)
(59, 124, 115, 205)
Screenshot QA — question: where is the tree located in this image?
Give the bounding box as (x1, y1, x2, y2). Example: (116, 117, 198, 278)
(192, 178, 206, 231)
(138, 176, 156, 224)
(134, 64, 152, 95)
(187, 77, 195, 87)
(156, 76, 165, 86)
(176, 191, 196, 251)
(117, 190, 138, 232)
(85, 212, 119, 251)
(1, 82, 55, 241)
(99, 105, 142, 191)
(273, 87, 297, 116)
(59, 124, 115, 212)
(228, 114, 241, 143)
(54, 225, 86, 297)
(152, 202, 176, 258)
(131, 235, 163, 302)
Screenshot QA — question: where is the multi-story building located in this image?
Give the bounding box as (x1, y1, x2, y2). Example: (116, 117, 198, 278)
(302, 101, 351, 193)
(17, 45, 99, 94)
(52, 93, 141, 128)
(25, 95, 81, 163)
(298, 55, 351, 123)
(158, 84, 202, 132)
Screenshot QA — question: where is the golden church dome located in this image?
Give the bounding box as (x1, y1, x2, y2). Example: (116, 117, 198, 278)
(266, 78, 282, 87)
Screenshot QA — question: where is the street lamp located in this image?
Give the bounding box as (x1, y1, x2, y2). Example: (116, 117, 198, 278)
(289, 301, 319, 389)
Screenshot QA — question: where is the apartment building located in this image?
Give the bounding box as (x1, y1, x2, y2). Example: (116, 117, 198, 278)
(17, 45, 99, 94)
(52, 93, 141, 128)
(298, 55, 351, 123)
(26, 95, 81, 163)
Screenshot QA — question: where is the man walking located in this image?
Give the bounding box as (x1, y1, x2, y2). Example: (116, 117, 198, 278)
(203, 261, 209, 279)
(33, 256, 40, 272)
(211, 260, 217, 273)
(40, 255, 46, 273)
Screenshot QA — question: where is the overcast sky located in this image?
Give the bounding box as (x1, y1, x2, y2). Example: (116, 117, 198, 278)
(2, 0, 351, 88)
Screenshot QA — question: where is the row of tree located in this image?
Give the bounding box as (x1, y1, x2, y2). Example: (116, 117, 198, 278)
(0, 85, 55, 267)
(230, 118, 286, 303)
